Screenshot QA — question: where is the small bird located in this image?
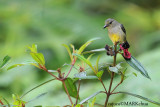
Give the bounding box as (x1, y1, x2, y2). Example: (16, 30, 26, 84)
(104, 18, 131, 59)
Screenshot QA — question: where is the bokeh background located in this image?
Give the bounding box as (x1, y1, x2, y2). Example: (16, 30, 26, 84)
(0, 0, 160, 106)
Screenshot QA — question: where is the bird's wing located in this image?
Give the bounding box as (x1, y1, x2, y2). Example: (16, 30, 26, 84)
(120, 24, 126, 34)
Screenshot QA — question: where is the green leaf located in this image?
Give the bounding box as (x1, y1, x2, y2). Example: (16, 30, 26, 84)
(79, 91, 104, 104)
(74, 72, 98, 80)
(20, 79, 55, 99)
(87, 54, 94, 61)
(12, 94, 26, 107)
(83, 48, 106, 54)
(78, 37, 101, 54)
(30, 63, 41, 69)
(132, 72, 137, 77)
(7, 64, 25, 70)
(95, 56, 101, 72)
(121, 68, 127, 80)
(0, 55, 11, 69)
(62, 44, 73, 62)
(73, 53, 95, 73)
(96, 70, 104, 79)
(87, 97, 96, 107)
(75, 104, 81, 107)
(30, 53, 45, 65)
(125, 56, 151, 79)
(109, 63, 122, 74)
(109, 66, 119, 73)
(118, 91, 160, 106)
(62, 78, 78, 98)
(28, 44, 37, 53)
(7, 62, 41, 70)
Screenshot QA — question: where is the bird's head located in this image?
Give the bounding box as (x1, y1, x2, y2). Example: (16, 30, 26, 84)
(104, 18, 115, 28)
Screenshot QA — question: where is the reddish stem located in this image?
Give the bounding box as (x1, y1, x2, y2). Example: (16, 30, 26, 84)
(111, 92, 120, 95)
(40, 65, 59, 80)
(111, 79, 123, 93)
(104, 43, 117, 107)
(75, 80, 81, 105)
(62, 80, 73, 105)
(100, 79, 108, 94)
(0, 100, 5, 107)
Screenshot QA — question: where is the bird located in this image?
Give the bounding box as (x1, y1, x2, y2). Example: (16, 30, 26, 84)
(104, 18, 131, 59)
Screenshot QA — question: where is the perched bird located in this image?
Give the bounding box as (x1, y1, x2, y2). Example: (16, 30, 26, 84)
(104, 18, 131, 59)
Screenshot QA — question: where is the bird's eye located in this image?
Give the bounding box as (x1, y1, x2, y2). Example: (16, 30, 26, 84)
(109, 21, 113, 24)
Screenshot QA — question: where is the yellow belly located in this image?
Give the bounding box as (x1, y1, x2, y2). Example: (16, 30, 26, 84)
(109, 34, 121, 44)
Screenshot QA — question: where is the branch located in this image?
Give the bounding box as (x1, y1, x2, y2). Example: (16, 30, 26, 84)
(62, 81, 73, 105)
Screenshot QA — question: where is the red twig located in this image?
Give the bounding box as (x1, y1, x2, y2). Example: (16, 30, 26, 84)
(75, 80, 81, 105)
(0, 100, 5, 107)
(62, 81, 73, 105)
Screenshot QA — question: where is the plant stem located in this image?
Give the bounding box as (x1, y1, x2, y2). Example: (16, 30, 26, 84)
(0, 100, 5, 107)
(62, 59, 76, 80)
(40, 65, 59, 80)
(100, 79, 107, 94)
(64, 64, 74, 79)
(104, 43, 117, 107)
(111, 92, 120, 95)
(75, 80, 81, 105)
(62, 80, 73, 105)
(111, 79, 123, 93)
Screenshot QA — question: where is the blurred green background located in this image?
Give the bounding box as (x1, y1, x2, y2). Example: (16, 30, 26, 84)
(0, 0, 160, 106)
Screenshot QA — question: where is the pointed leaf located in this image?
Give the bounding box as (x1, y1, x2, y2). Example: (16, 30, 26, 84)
(78, 37, 101, 54)
(62, 78, 78, 98)
(96, 70, 104, 79)
(30, 63, 41, 69)
(79, 91, 104, 104)
(30, 53, 45, 65)
(118, 91, 160, 106)
(73, 53, 95, 73)
(28, 44, 37, 53)
(88, 97, 96, 107)
(125, 56, 150, 79)
(12, 94, 26, 107)
(7, 64, 25, 70)
(121, 68, 127, 81)
(62, 44, 73, 61)
(116, 63, 122, 69)
(132, 72, 137, 77)
(87, 54, 94, 61)
(85, 54, 95, 68)
(109, 66, 119, 73)
(0, 55, 11, 69)
(95, 56, 101, 72)
(83, 48, 106, 54)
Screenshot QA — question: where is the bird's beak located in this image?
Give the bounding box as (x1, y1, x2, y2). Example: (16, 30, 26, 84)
(103, 24, 109, 28)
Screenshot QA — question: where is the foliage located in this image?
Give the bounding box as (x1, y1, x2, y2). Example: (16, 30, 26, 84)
(1, 37, 159, 106)
(0, 1, 160, 106)
(0, 55, 11, 70)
